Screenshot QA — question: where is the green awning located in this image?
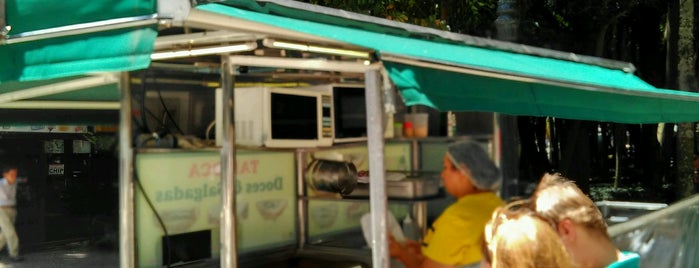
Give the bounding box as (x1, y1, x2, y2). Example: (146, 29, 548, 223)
(197, 1, 699, 123)
(0, 0, 158, 83)
(386, 61, 699, 122)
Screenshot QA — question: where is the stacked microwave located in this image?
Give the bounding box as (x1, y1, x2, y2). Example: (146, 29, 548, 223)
(233, 84, 367, 148)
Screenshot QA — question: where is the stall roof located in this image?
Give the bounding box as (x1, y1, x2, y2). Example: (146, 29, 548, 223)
(0, 0, 158, 83)
(197, 1, 699, 123)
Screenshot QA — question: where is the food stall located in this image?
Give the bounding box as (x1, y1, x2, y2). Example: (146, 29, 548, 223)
(4, 0, 699, 267)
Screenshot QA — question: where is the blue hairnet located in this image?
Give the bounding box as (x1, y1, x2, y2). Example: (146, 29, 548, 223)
(446, 141, 502, 191)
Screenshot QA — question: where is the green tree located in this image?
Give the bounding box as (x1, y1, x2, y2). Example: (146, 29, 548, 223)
(303, 0, 693, 201)
(301, 0, 497, 34)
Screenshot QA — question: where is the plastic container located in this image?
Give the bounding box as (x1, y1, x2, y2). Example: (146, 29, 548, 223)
(403, 115, 414, 138)
(394, 122, 403, 138)
(384, 113, 395, 138)
(412, 113, 429, 138)
(402, 214, 421, 241)
(361, 211, 405, 247)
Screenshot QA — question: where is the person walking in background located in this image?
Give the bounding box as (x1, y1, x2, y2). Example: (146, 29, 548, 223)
(0, 163, 23, 262)
(531, 173, 638, 268)
(480, 201, 575, 268)
(390, 141, 505, 268)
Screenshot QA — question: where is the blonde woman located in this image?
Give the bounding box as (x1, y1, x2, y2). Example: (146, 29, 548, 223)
(481, 201, 575, 268)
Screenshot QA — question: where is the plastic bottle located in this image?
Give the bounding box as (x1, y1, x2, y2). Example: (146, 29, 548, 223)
(402, 213, 421, 241)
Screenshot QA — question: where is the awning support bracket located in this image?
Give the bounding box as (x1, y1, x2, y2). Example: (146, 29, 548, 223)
(0, 73, 119, 104)
(1, 14, 161, 45)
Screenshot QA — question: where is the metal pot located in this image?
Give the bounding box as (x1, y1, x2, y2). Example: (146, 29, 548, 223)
(306, 158, 358, 195)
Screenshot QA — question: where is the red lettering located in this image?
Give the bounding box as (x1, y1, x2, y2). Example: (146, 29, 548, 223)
(189, 164, 200, 178)
(189, 161, 221, 179)
(240, 161, 251, 174)
(202, 163, 212, 177)
(250, 160, 259, 173)
(235, 160, 259, 175)
(213, 162, 221, 176)
(187, 160, 260, 178)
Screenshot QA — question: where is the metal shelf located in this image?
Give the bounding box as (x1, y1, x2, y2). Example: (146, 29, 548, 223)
(300, 191, 446, 203)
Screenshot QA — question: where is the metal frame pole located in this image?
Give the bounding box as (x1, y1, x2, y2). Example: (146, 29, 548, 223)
(119, 72, 135, 268)
(365, 68, 389, 267)
(220, 56, 238, 268)
(296, 150, 308, 249)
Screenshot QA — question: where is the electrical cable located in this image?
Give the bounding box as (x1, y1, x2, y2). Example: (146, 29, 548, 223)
(146, 76, 175, 136)
(205, 119, 216, 141)
(137, 72, 181, 138)
(143, 107, 168, 133)
(133, 153, 172, 267)
(140, 71, 152, 133)
(132, 70, 180, 147)
(156, 87, 185, 135)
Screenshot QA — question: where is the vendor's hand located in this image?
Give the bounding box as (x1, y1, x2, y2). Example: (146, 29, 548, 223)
(404, 239, 422, 255)
(389, 234, 424, 267)
(388, 234, 402, 258)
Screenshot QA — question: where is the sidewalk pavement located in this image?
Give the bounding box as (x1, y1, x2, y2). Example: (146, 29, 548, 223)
(0, 241, 118, 268)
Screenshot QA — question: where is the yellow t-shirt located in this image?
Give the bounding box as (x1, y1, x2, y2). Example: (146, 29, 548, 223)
(421, 192, 504, 266)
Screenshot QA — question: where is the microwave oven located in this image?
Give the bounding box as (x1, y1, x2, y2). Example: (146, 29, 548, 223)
(300, 84, 368, 143)
(233, 87, 334, 148)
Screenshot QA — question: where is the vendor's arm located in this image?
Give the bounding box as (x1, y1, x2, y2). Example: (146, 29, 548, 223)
(389, 236, 458, 268)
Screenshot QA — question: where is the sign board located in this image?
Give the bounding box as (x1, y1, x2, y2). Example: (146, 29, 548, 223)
(44, 140, 64, 154)
(135, 150, 296, 268)
(0, 125, 88, 133)
(48, 164, 65, 175)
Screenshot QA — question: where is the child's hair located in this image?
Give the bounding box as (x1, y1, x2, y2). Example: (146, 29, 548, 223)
(532, 173, 608, 238)
(483, 200, 575, 268)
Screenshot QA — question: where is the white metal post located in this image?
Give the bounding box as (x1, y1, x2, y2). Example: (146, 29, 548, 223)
(365, 69, 389, 267)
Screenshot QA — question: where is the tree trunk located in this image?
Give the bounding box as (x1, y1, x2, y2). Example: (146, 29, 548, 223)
(675, 0, 697, 200)
(667, 0, 679, 89)
(556, 119, 592, 194)
(595, 24, 610, 57)
(613, 124, 624, 188)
